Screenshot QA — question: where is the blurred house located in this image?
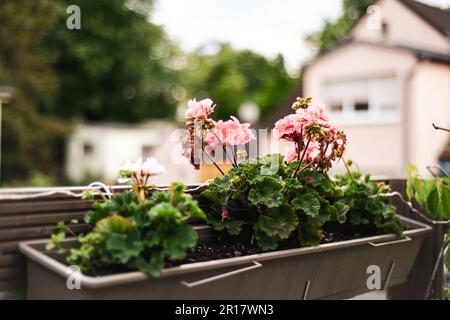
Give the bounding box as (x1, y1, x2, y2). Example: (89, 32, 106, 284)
(66, 121, 198, 185)
(303, 0, 450, 177)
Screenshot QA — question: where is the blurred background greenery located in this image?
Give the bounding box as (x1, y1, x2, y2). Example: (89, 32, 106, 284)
(0, 0, 380, 186)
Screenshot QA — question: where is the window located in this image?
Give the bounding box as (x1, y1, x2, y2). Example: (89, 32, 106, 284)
(83, 142, 94, 156)
(382, 22, 389, 38)
(142, 145, 154, 157)
(324, 76, 400, 122)
(354, 102, 369, 112)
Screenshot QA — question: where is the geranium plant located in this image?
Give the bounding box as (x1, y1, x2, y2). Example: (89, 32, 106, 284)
(183, 97, 403, 251)
(47, 158, 206, 276)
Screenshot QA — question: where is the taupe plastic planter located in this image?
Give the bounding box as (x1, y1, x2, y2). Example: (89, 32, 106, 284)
(19, 216, 431, 300)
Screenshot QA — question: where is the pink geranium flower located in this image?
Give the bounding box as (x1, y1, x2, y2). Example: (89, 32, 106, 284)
(185, 98, 215, 120)
(206, 116, 255, 146)
(273, 114, 305, 141)
(296, 104, 329, 122)
(284, 146, 298, 163)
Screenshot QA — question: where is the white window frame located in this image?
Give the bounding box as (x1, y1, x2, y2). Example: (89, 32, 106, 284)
(324, 76, 401, 125)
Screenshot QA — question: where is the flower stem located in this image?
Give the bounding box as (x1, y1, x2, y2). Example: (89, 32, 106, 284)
(202, 147, 225, 176)
(222, 144, 236, 167)
(293, 139, 311, 178)
(211, 131, 236, 167)
(342, 157, 354, 182)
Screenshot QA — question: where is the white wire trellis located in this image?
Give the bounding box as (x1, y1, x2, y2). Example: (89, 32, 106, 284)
(0, 180, 212, 201)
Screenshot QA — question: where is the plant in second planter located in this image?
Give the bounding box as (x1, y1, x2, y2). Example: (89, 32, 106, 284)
(406, 163, 450, 296)
(333, 161, 403, 237)
(47, 158, 206, 276)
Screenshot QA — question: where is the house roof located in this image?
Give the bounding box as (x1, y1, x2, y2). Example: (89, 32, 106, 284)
(397, 0, 450, 38)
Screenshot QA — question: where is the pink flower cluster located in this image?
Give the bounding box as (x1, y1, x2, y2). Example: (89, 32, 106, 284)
(185, 98, 215, 120)
(205, 116, 255, 147)
(182, 98, 255, 171)
(274, 98, 347, 174)
(273, 105, 328, 141)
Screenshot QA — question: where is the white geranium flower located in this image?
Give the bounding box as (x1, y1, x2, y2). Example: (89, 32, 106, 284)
(141, 158, 166, 176)
(118, 158, 165, 184)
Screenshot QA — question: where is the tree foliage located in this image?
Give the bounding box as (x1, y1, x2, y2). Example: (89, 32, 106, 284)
(0, 0, 296, 185)
(0, 0, 69, 184)
(43, 0, 179, 122)
(307, 0, 376, 53)
(181, 44, 295, 120)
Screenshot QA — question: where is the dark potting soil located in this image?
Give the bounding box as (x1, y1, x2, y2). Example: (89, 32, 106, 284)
(84, 223, 393, 276)
(168, 222, 381, 267)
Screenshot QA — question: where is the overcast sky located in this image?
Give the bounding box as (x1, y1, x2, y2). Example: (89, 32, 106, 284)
(153, 0, 450, 73)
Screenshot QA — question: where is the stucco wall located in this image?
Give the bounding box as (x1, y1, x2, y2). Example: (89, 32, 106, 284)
(352, 0, 450, 54)
(408, 62, 450, 174)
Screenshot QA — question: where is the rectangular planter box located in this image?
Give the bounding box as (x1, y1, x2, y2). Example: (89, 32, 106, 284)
(19, 216, 431, 300)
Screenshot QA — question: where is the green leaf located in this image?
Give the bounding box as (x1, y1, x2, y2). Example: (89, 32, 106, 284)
(377, 219, 403, 237)
(45, 242, 55, 250)
(184, 199, 207, 221)
(425, 184, 441, 218)
(256, 206, 298, 240)
(148, 203, 182, 221)
(162, 223, 198, 260)
(349, 211, 370, 225)
(94, 215, 135, 235)
(298, 224, 323, 246)
(136, 252, 165, 277)
(292, 193, 321, 217)
(208, 216, 245, 236)
(254, 229, 280, 251)
(82, 191, 94, 200)
(439, 186, 450, 219)
(248, 176, 284, 208)
(52, 231, 65, 242)
(105, 230, 144, 264)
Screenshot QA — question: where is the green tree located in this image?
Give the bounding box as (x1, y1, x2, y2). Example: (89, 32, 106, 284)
(307, 0, 376, 53)
(43, 0, 179, 122)
(0, 0, 68, 185)
(182, 44, 294, 120)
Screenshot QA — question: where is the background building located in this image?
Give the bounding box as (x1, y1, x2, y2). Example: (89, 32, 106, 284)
(303, 0, 450, 176)
(66, 121, 198, 185)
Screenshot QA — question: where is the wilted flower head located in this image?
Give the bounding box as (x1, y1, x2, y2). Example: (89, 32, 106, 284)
(274, 97, 347, 174)
(205, 116, 255, 147)
(292, 97, 312, 111)
(185, 98, 215, 120)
